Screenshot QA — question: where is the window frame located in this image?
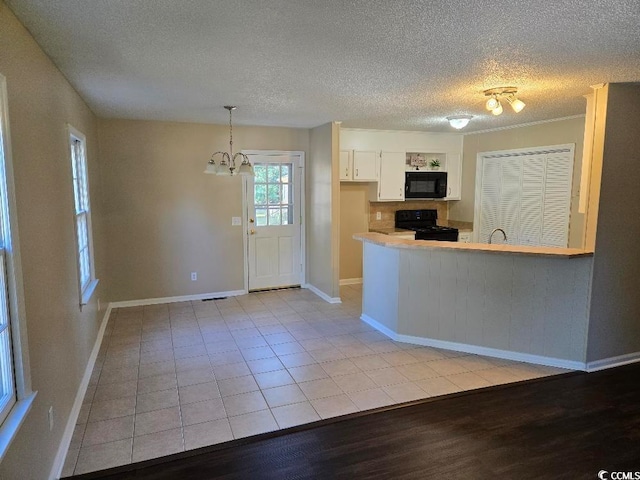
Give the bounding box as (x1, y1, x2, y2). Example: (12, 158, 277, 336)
(67, 125, 98, 307)
(0, 73, 36, 460)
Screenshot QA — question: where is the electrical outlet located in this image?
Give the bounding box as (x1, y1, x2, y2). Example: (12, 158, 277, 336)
(376, 212, 382, 220)
(191, 272, 197, 281)
(48, 406, 54, 431)
(231, 217, 241, 226)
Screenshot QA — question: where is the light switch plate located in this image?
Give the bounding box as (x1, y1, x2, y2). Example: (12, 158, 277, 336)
(231, 217, 241, 226)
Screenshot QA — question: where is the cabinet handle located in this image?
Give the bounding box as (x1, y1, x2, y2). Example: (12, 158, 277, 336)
(448, 187, 451, 195)
(356, 168, 359, 176)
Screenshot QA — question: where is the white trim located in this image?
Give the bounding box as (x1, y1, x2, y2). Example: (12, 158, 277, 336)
(0, 391, 36, 462)
(339, 278, 362, 285)
(241, 150, 306, 292)
(361, 313, 587, 371)
(586, 351, 640, 372)
(110, 289, 246, 308)
(303, 284, 342, 304)
(49, 304, 112, 480)
(464, 114, 586, 136)
(66, 124, 98, 309)
(0, 74, 34, 457)
(80, 278, 99, 306)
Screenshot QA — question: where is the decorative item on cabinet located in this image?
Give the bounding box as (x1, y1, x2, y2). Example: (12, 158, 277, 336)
(429, 159, 441, 170)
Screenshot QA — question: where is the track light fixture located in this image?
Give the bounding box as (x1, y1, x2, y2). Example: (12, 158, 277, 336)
(483, 87, 526, 116)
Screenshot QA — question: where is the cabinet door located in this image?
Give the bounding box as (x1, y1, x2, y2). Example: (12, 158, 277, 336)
(445, 153, 462, 200)
(353, 150, 378, 181)
(378, 151, 405, 201)
(339, 150, 352, 181)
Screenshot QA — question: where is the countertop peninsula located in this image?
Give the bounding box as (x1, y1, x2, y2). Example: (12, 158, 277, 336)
(354, 232, 593, 258)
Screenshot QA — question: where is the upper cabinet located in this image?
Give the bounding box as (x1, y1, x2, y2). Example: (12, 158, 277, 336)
(339, 150, 352, 181)
(444, 153, 462, 200)
(340, 150, 378, 181)
(352, 150, 378, 181)
(377, 151, 405, 201)
(339, 128, 464, 201)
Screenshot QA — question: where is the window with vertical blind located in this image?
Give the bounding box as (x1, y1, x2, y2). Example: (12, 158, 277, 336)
(68, 126, 98, 305)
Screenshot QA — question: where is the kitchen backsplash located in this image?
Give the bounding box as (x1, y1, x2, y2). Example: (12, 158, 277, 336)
(369, 201, 448, 229)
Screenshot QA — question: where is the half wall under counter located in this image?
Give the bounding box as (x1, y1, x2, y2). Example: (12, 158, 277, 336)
(355, 233, 595, 370)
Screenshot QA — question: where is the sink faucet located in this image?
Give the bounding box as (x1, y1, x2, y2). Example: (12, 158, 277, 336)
(488, 228, 507, 244)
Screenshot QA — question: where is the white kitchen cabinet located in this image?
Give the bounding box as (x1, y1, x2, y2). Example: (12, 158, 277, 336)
(339, 150, 352, 181)
(377, 151, 405, 201)
(352, 150, 378, 181)
(444, 153, 462, 200)
(340, 150, 378, 182)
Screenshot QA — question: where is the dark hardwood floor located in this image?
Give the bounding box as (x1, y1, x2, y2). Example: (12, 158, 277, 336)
(69, 363, 640, 480)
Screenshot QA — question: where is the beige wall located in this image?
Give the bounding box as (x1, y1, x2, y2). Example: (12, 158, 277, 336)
(307, 123, 340, 298)
(0, 3, 107, 478)
(98, 119, 309, 302)
(586, 83, 640, 362)
(339, 184, 369, 281)
(450, 116, 586, 248)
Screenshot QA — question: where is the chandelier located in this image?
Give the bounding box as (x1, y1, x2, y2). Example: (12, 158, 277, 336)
(204, 106, 254, 176)
(483, 87, 526, 116)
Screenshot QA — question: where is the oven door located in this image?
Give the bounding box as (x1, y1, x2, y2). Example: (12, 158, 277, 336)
(405, 172, 447, 198)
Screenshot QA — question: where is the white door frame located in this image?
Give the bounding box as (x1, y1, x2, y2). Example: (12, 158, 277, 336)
(241, 150, 306, 293)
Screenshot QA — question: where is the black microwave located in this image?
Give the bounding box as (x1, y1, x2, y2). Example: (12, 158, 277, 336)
(405, 171, 448, 198)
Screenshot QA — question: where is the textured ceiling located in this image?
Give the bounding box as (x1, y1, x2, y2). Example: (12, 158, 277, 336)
(5, 0, 640, 132)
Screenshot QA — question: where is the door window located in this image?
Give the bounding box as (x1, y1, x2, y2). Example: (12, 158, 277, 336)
(253, 163, 294, 226)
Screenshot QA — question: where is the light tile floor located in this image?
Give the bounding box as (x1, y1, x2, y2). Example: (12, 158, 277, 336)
(62, 285, 568, 476)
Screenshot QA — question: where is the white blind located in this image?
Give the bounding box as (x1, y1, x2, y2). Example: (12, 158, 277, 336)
(477, 147, 574, 247)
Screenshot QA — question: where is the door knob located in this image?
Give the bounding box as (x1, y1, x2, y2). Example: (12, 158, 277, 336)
(249, 229, 256, 235)
(249, 218, 255, 223)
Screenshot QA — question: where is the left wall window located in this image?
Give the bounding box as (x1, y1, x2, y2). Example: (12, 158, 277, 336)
(0, 74, 36, 459)
(67, 126, 98, 305)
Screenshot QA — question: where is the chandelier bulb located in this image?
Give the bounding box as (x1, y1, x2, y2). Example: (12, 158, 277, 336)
(491, 101, 503, 116)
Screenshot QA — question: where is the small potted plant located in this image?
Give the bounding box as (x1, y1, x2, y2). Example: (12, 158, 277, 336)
(429, 159, 441, 170)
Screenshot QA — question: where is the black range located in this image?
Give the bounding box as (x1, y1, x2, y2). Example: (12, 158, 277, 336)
(395, 209, 459, 242)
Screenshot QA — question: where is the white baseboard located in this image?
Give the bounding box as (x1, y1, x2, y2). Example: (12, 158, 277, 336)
(361, 313, 587, 371)
(303, 284, 342, 304)
(339, 278, 362, 286)
(110, 289, 247, 308)
(50, 304, 112, 480)
(586, 351, 640, 372)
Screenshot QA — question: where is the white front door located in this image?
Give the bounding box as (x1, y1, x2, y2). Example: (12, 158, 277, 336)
(246, 153, 303, 291)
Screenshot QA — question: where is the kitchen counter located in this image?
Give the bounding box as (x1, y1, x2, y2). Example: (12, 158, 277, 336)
(354, 232, 593, 258)
(355, 234, 595, 371)
(368, 227, 415, 237)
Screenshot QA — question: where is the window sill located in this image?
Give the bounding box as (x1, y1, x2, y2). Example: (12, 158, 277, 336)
(80, 278, 99, 307)
(0, 391, 37, 461)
